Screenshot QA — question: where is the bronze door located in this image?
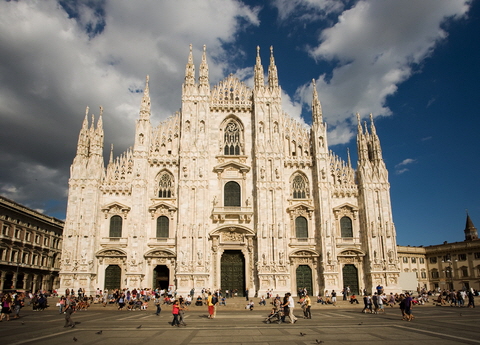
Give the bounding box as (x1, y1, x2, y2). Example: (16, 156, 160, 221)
(342, 264, 359, 295)
(221, 250, 245, 296)
(153, 265, 170, 290)
(104, 265, 121, 290)
(296, 265, 313, 295)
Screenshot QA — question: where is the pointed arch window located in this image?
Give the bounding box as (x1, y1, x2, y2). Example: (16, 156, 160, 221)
(292, 174, 308, 199)
(224, 121, 241, 155)
(156, 216, 169, 238)
(158, 172, 174, 198)
(296, 216, 308, 238)
(224, 181, 241, 207)
(109, 215, 122, 238)
(340, 216, 353, 238)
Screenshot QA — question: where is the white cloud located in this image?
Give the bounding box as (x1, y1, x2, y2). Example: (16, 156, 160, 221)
(0, 0, 260, 215)
(395, 158, 417, 174)
(291, 0, 470, 144)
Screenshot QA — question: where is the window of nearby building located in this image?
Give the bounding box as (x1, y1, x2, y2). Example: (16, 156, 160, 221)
(474, 252, 480, 259)
(429, 257, 437, 264)
(44, 237, 49, 246)
(109, 215, 123, 238)
(419, 257, 425, 264)
(340, 217, 353, 238)
(295, 216, 308, 239)
(443, 254, 451, 262)
(156, 216, 169, 238)
(411, 257, 417, 264)
(35, 235, 40, 244)
(15, 228, 21, 238)
(421, 271, 427, 279)
(458, 254, 467, 261)
(224, 181, 241, 207)
(2, 225, 9, 236)
(292, 174, 308, 199)
(461, 267, 468, 277)
(26, 232, 31, 242)
(158, 172, 174, 198)
(403, 257, 408, 263)
(223, 121, 241, 155)
(445, 267, 453, 278)
(431, 270, 439, 278)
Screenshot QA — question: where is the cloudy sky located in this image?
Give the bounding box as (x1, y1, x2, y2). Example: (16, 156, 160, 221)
(0, 0, 478, 246)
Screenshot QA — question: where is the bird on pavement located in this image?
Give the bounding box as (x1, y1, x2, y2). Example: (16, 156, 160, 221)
(315, 340, 324, 344)
(96, 330, 103, 335)
(73, 337, 78, 342)
(300, 332, 306, 336)
(137, 325, 142, 329)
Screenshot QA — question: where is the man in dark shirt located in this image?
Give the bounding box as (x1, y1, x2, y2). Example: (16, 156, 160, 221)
(404, 293, 414, 321)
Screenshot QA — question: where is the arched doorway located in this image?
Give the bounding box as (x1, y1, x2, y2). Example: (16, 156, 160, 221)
(342, 264, 359, 295)
(296, 265, 313, 296)
(221, 250, 245, 296)
(153, 265, 169, 290)
(104, 265, 121, 291)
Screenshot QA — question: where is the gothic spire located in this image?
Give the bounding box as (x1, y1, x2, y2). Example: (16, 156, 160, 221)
(267, 46, 278, 89)
(464, 212, 478, 241)
(184, 44, 195, 87)
(140, 75, 151, 118)
(199, 45, 209, 89)
(76, 106, 90, 157)
(254, 46, 264, 89)
(109, 144, 114, 164)
(311, 79, 323, 123)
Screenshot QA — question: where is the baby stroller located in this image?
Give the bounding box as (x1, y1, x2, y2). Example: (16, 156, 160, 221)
(264, 308, 282, 324)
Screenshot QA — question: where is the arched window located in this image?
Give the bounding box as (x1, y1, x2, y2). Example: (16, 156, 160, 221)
(224, 181, 241, 207)
(340, 216, 353, 237)
(292, 174, 308, 199)
(158, 172, 174, 198)
(109, 215, 122, 237)
(156, 216, 169, 238)
(295, 216, 308, 238)
(224, 121, 241, 155)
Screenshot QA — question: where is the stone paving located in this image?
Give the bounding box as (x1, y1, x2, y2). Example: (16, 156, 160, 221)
(1, 298, 479, 345)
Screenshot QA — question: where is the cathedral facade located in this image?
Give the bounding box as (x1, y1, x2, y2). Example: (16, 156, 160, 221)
(59, 45, 400, 297)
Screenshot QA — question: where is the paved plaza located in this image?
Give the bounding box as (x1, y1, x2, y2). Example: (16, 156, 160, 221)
(1, 299, 479, 345)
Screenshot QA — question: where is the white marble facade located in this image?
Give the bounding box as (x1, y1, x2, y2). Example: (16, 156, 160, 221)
(59, 45, 401, 297)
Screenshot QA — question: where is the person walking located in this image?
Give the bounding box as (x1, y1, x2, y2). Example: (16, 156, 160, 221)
(154, 293, 162, 316)
(64, 297, 76, 328)
(207, 292, 214, 319)
(303, 294, 312, 319)
(171, 300, 180, 327)
(287, 293, 297, 324)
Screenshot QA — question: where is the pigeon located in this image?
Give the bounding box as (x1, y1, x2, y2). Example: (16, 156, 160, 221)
(96, 330, 103, 334)
(73, 337, 78, 342)
(315, 340, 324, 344)
(136, 325, 142, 329)
(21, 321, 25, 325)
(300, 332, 306, 336)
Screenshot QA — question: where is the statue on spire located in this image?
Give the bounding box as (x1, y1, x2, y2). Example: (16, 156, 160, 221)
(268, 46, 278, 89)
(254, 46, 264, 89)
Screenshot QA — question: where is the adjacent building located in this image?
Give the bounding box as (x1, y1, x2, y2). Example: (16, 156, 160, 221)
(0, 195, 64, 292)
(398, 214, 480, 292)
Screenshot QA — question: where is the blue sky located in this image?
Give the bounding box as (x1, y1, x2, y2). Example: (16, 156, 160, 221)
(0, 0, 478, 246)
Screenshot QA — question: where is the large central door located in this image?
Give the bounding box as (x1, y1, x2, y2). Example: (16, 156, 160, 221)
(104, 265, 121, 291)
(342, 264, 359, 295)
(296, 265, 313, 296)
(153, 265, 170, 290)
(221, 250, 245, 296)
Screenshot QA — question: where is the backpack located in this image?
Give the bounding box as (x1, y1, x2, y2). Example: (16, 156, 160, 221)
(212, 295, 218, 304)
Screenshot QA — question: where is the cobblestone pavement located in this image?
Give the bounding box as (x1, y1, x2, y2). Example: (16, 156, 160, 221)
(1, 300, 479, 345)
